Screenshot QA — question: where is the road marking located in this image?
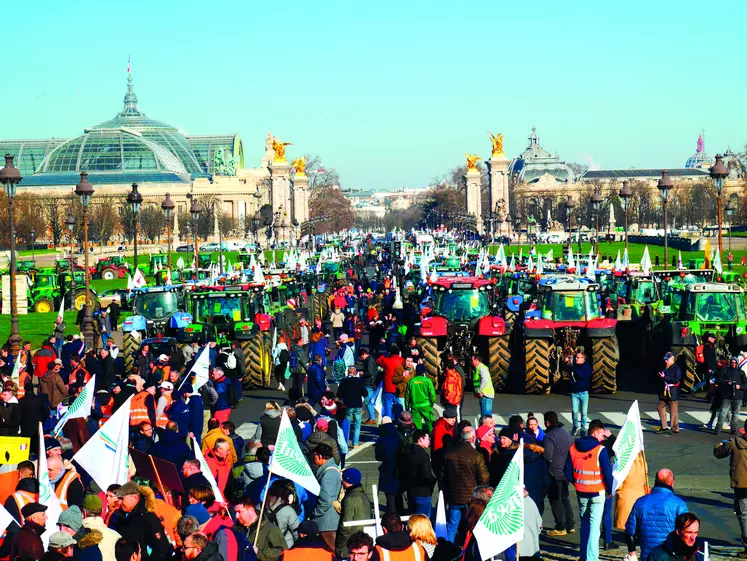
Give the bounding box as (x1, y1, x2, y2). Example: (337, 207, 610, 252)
(682, 410, 711, 425)
(236, 422, 257, 441)
(347, 441, 374, 459)
(599, 412, 627, 427)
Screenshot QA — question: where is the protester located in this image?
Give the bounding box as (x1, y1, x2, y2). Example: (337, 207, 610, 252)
(714, 424, 747, 557)
(10, 503, 47, 561)
(337, 366, 367, 448)
(335, 468, 372, 558)
(565, 350, 592, 436)
(110, 482, 170, 561)
(358, 348, 378, 424)
(543, 410, 575, 536)
(647, 512, 704, 561)
(656, 352, 682, 434)
(375, 512, 427, 560)
(401, 429, 436, 517)
(312, 443, 342, 552)
(471, 354, 494, 417)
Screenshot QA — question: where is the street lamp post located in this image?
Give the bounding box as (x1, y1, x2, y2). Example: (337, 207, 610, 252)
(161, 193, 175, 278)
(565, 196, 576, 254)
(74, 172, 95, 349)
(65, 214, 76, 295)
(710, 154, 729, 256)
(619, 180, 632, 251)
(591, 191, 602, 255)
(514, 209, 524, 258)
(30, 227, 35, 262)
(0, 155, 23, 353)
(657, 170, 673, 268)
(252, 211, 261, 247)
(190, 196, 202, 272)
(725, 200, 734, 260)
(127, 183, 143, 272)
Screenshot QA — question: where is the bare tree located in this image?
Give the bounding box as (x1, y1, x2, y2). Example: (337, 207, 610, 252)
(88, 195, 119, 247)
(139, 205, 167, 242)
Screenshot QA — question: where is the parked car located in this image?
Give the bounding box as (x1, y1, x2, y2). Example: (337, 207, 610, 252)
(98, 288, 132, 310)
(199, 243, 221, 252)
(175, 244, 194, 252)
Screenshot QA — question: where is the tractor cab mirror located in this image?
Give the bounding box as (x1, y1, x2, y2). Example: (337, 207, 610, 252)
(421, 306, 432, 317)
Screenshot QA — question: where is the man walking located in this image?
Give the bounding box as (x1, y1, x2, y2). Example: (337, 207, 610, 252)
(401, 429, 436, 517)
(714, 421, 747, 558)
(359, 348, 378, 425)
(405, 366, 436, 432)
(565, 350, 592, 436)
(543, 410, 575, 536)
(656, 352, 681, 434)
(472, 354, 494, 417)
(716, 357, 746, 435)
(337, 366, 367, 448)
(565, 423, 613, 561)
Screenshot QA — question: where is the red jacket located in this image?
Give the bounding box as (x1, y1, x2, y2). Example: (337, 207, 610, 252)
(205, 449, 232, 495)
(32, 344, 57, 380)
(376, 355, 404, 394)
(433, 417, 455, 451)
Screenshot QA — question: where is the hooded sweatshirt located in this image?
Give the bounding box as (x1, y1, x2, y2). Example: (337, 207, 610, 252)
(563, 435, 613, 498)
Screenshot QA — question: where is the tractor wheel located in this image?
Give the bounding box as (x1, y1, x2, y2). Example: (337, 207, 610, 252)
(33, 297, 55, 314)
(118, 267, 128, 279)
(310, 292, 325, 322)
(525, 338, 552, 394)
(504, 310, 517, 328)
(417, 337, 440, 389)
(487, 336, 510, 392)
(243, 333, 272, 388)
(72, 290, 87, 311)
(122, 331, 138, 374)
(101, 268, 117, 281)
(591, 336, 619, 394)
(672, 345, 697, 392)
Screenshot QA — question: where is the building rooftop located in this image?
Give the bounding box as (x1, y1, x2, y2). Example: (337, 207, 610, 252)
(580, 168, 710, 180)
(509, 127, 575, 184)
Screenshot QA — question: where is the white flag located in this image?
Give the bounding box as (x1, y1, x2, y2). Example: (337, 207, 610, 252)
(37, 423, 63, 547)
(54, 375, 96, 436)
(0, 503, 18, 536)
(57, 298, 65, 323)
(126, 274, 133, 291)
(182, 346, 210, 393)
(73, 396, 132, 492)
(473, 440, 524, 560)
(254, 263, 265, 284)
(713, 249, 723, 275)
(177, 256, 185, 269)
(10, 351, 22, 387)
(193, 439, 225, 503)
(270, 410, 321, 495)
(372, 383, 383, 419)
(434, 491, 447, 540)
(641, 246, 652, 274)
(132, 268, 147, 288)
(612, 400, 645, 495)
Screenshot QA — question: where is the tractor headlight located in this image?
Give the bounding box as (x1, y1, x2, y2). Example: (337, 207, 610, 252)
(738, 326, 744, 335)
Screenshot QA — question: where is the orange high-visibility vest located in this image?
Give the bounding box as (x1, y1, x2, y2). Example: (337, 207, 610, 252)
(69, 365, 90, 388)
(283, 548, 334, 561)
(152, 364, 171, 382)
(129, 391, 151, 426)
(376, 543, 425, 561)
(569, 443, 605, 493)
(16, 372, 31, 399)
(12, 490, 37, 524)
(155, 394, 172, 428)
(54, 470, 82, 510)
(99, 397, 115, 428)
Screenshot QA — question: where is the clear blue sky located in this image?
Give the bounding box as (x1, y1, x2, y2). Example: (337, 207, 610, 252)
(5, 0, 746, 190)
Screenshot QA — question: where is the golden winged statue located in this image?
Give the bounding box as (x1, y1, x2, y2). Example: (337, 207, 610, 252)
(489, 131, 504, 156)
(465, 153, 482, 171)
(272, 139, 293, 162)
(291, 156, 306, 175)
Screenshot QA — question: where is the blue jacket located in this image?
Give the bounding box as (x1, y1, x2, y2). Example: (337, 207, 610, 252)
(212, 376, 231, 412)
(187, 394, 204, 444)
(149, 429, 194, 468)
(374, 423, 401, 494)
(566, 361, 592, 393)
(563, 436, 613, 498)
(625, 485, 688, 561)
(167, 400, 191, 439)
(307, 363, 327, 401)
(309, 337, 328, 365)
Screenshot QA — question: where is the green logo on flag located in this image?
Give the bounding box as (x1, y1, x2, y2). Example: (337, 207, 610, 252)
(67, 386, 88, 416)
(274, 427, 314, 478)
(615, 419, 637, 474)
(480, 458, 523, 535)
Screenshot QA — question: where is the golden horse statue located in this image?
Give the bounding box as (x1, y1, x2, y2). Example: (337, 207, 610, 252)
(291, 157, 306, 175)
(272, 139, 293, 161)
(465, 153, 482, 171)
(489, 131, 504, 156)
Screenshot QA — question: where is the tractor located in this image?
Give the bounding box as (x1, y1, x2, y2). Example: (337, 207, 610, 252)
(522, 282, 618, 394)
(28, 269, 96, 313)
(180, 284, 273, 388)
(96, 256, 129, 280)
(415, 277, 512, 391)
(653, 282, 747, 392)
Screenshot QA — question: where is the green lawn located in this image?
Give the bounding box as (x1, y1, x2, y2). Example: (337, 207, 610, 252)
(0, 311, 79, 350)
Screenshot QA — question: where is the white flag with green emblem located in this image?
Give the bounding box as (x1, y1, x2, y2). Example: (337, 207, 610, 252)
(72, 396, 132, 493)
(473, 440, 524, 560)
(270, 409, 321, 495)
(37, 423, 63, 547)
(54, 375, 96, 436)
(193, 439, 226, 503)
(612, 400, 645, 495)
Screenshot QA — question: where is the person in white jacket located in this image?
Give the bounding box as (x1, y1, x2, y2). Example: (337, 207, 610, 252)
(81, 494, 122, 561)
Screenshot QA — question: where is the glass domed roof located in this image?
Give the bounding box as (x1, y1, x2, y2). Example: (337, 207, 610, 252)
(39, 74, 205, 177)
(685, 133, 714, 169)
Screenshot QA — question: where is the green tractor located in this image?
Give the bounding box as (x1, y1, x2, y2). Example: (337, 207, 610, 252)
(96, 255, 129, 280)
(654, 282, 747, 391)
(181, 285, 273, 388)
(17, 260, 38, 275)
(28, 269, 97, 313)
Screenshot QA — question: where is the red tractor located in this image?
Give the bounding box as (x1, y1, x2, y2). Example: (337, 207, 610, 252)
(416, 277, 512, 391)
(522, 281, 618, 394)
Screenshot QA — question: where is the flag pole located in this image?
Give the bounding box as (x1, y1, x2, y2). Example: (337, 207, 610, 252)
(253, 467, 274, 547)
(641, 450, 651, 494)
(149, 456, 172, 507)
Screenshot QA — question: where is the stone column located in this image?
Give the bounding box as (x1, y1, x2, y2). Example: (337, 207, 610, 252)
(486, 155, 510, 215)
(292, 173, 309, 242)
(269, 160, 292, 242)
(465, 168, 483, 231)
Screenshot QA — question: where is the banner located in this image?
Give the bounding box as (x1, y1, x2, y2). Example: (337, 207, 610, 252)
(181, 346, 209, 393)
(473, 440, 524, 560)
(0, 437, 31, 464)
(54, 375, 96, 436)
(612, 400, 645, 495)
(193, 440, 225, 504)
(270, 410, 320, 495)
(38, 423, 63, 547)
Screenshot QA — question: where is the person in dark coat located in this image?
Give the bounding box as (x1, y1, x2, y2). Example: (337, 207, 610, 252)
(306, 355, 328, 406)
(108, 300, 120, 331)
(0, 476, 39, 558)
(181, 459, 212, 495)
(167, 390, 192, 440)
(131, 422, 155, 453)
(0, 384, 22, 436)
(110, 482, 170, 561)
(10, 503, 47, 561)
(657, 352, 682, 434)
(150, 422, 193, 467)
(97, 347, 116, 391)
(374, 417, 401, 513)
(715, 357, 747, 435)
(19, 381, 50, 452)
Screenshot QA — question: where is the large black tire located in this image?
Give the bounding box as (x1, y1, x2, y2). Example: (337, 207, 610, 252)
(591, 336, 619, 393)
(122, 332, 138, 374)
(487, 336, 510, 392)
(417, 337, 440, 389)
(33, 297, 55, 314)
(525, 338, 552, 394)
(101, 268, 117, 280)
(242, 333, 272, 388)
(672, 345, 697, 392)
(504, 310, 517, 329)
(311, 292, 326, 322)
(71, 290, 88, 311)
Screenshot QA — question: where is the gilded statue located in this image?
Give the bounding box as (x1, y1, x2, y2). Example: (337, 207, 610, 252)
(465, 153, 482, 171)
(272, 139, 293, 161)
(292, 157, 306, 175)
(489, 131, 504, 156)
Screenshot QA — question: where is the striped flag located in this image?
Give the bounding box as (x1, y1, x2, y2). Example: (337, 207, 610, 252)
(127, 55, 131, 73)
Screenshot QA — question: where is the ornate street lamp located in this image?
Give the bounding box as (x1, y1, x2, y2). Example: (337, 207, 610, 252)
(657, 170, 673, 268)
(127, 183, 143, 271)
(514, 209, 524, 257)
(189, 196, 202, 270)
(710, 154, 729, 256)
(591, 191, 602, 254)
(74, 172, 95, 349)
(619, 180, 632, 251)
(65, 214, 76, 294)
(252, 211, 261, 247)
(30, 227, 36, 262)
(725, 200, 735, 260)
(0, 154, 23, 353)
(161, 193, 175, 278)
(565, 195, 576, 254)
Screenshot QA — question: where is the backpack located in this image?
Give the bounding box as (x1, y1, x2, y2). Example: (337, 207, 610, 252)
(225, 352, 237, 370)
(332, 357, 346, 382)
(289, 349, 299, 370)
(215, 525, 258, 561)
(695, 345, 705, 364)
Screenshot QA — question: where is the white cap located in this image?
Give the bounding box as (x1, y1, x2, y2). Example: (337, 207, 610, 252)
(158, 354, 169, 362)
(159, 381, 174, 391)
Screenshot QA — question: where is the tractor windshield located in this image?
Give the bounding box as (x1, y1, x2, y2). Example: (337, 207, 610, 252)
(548, 291, 601, 321)
(193, 296, 247, 323)
(688, 292, 744, 322)
(516, 280, 534, 296)
(35, 275, 55, 288)
(135, 292, 179, 319)
(633, 281, 657, 303)
(434, 289, 489, 323)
